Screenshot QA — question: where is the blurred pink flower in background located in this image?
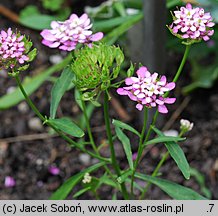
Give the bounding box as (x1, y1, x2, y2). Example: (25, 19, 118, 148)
(48, 165, 60, 175)
(4, 176, 16, 188)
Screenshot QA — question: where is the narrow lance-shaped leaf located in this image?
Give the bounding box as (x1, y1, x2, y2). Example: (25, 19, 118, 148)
(47, 118, 84, 138)
(152, 126, 190, 180)
(50, 162, 105, 200)
(50, 66, 74, 119)
(144, 136, 185, 146)
(112, 119, 140, 136)
(115, 126, 134, 170)
(135, 173, 207, 200)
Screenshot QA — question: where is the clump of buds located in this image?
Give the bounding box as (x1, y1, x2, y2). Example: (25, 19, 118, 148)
(72, 43, 124, 101)
(180, 119, 194, 133)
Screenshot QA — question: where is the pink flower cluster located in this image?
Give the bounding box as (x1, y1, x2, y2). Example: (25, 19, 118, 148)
(170, 3, 215, 41)
(117, 67, 176, 114)
(0, 28, 29, 68)
(40, 13, 103, 51)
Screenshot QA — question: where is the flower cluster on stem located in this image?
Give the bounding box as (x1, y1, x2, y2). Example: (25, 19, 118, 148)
(117, 66, 176, 113)
(0, 28, 29, 69)
(170, 3, 215, 41)
(40, 13, 103, 51)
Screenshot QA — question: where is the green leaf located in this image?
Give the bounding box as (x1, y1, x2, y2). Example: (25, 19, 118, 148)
(50, 66, 74, 119)
(135, 173, 207, 200)
(93, 15, 138, 32)
(144, 136, 185, 146)
(190, 167, 212, 199)
(112, 119, 140, 136)
(98, 174, 119, 189)
(117, 169, 132, 184)
(152, 126, 190, 180)
(115, 127, 133, 170)
(27, 48, 37, 62)
(73, 187, 91, 198)
(42, 0, 64, 12)
(19, 14, 56, 30)
(47, 118, 84, 138)
(0, 55, 72, 110)
(102, 13, 143, 45)
(50, 162, 105, 200)
(182, 59, 218, 94)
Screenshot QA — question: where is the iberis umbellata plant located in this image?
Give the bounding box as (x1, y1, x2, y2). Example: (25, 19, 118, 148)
(0, 4, 215, 200)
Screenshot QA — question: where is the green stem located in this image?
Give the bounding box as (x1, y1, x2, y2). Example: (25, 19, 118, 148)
(103, 91, 129, 199)
(143, 44, 191, 146)
(81, 96, 98, 153)
(130, 107, 148, 197)
(14, 74, 110, 163)
(173, 45, 191, 83)
(139, 151, 169, 199)
(80, 93, 115, 181)
(140, 130, 185, 199)
(139, 45, 191, 199)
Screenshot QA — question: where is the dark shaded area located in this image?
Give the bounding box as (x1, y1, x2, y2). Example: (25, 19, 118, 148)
(0, 0, 217, 200)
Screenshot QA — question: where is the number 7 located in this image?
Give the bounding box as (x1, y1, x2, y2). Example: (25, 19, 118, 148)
(209, 204, 214, 212)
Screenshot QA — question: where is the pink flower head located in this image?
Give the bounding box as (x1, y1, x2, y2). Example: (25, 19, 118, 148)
(170, 3, 215, 41)
(117, 66, 176, 114)
(4, 176, 16, 188)
(40, 13, 104, 51)
(0, 28, 29, 69)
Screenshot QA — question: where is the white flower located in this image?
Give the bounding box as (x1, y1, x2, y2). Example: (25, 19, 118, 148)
(82, 173, 92, 184)
(180, 119, 194, 132)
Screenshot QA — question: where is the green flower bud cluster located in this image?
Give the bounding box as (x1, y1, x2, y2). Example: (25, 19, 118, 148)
(71, 43, 124, 100)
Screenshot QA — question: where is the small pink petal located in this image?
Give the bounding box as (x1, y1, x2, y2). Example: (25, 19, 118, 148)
(5, 176, 16, 188)
(165, 82, 176, 90)
(89, 32, 104, 41)
(164, 98, 176, 104)
(40, 30, 57, 41)
(117, 88, 128, 95)
(158, 105, 168, 114)
(136, 104, 143, 111)
(48, 166, 60, 175)
(125, 77, 135, 85)
(136, 66, 148, 78)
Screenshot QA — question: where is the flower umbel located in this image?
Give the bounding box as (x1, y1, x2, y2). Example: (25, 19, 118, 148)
(169, 3, 215, 42)
(0, 28, 35, 71)
(40, 13, 103, 51)
(82, 173, 92, 184)
(117, 66, 176, 114)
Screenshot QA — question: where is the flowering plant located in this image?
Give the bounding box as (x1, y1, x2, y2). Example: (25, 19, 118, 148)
(1, 4, 214, 200)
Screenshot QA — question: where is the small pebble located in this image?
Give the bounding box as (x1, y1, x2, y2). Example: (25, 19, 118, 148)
(0, 69, 7, 78)
(49, 54, 63, 65)
(18, 102, 29, 114)
(36, 158, 44, 166)
(79, 153, 91, 166)
(7, 86, 16, 94)
(28, 117, 43, 131)
(163, 130, 179, 137)
(213, 159, 218, 171)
